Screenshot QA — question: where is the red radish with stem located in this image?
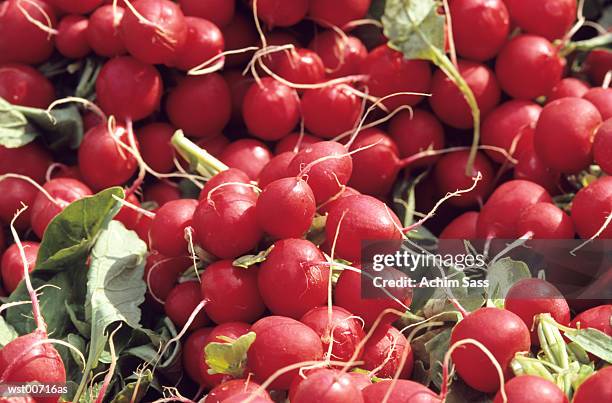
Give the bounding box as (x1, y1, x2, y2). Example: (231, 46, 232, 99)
(199, 322, 251, 387)
(362, 324, 413, 379)
(220, 139, 272, 180)
(256, 177, 316, 238)
(505, 278, 571, 344)
(250, 0, 308, 28)
(31, 178, 93, 239)
(388, 109, 445, 168)
(275, 132, 319, 154)
(309, 31, 367, 78)
(120, 0, 188, 64)
(439, 211, 479, 240)
(516, 203, 575, 239)
(476, 179, 552, 239)
(149, 198, 198, 257)
(0, 179, 38, 230)
(221, 13, 257, 67)
(0, 0, 57, 65)
(513, 144, 560, 194)
(143, 251, 188, 303)
(199, 168, 257, 201)
(570, 305, 612, 336)
(571, 176, 612, 239)
(257, 151, 295, 188)
(242, 77, 300, 141)
(572, 366, 612, 403)
(583, 88, 612, 120)
(193, 192, 262, 259)
(548, 78, 590, 102)
(256, 31, 300, 73)
(1, 241, 39, 293)
(257, 239, 329, 318)
(182, 327, 213, 384)
(137, 123, 175, 174)
(300, 305, 366, 362)
(179, 0, 235, 28)
(481, 100, 542, 163)
(292, 368, 365, 403)
(172, 16, 224, 71)
(247, 315, 324, 389)
(534, 97, 602, 174)
(430, 60, 500, 129)
(318, 186, 360, 216)
(166, 74, 231, 137)
(49, 0, 102, 14)
(308, 0, 371, 28)
(87, 5, 127, 57)
(207, 379, 271, 403)
(495, 34, 564, 100)
(144, 181, 181, 206)
(594, 119, 612, 174)
(115, 193, 145, 231)
(201, 260, 265, 324)
(360, 45, 431, 110)
(584, 49, 612, 86)
(275, 48, 326, 86)
(362, 380, 440, 403)
(56, 15, 90, 59)
(165, 281, 209, 330)
(0, 143, 51, 184)
(493, 375, 568, 403)
(96, 56, 163, 121)
(449, 0, 510, 61)
(0, 64, 55, 108)
(301, 85, 361, 139)
(78, 124, 138, 191)
(505, 0, 576, 41)
(434, 150, 494, 207)
(450, 307, 530, 393)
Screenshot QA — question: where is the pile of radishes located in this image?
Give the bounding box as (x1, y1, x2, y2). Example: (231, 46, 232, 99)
(0, 0, 611, 402)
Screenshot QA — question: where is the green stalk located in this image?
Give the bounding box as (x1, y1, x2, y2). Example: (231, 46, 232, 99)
(560, 33, 612, 56)
(171, 130, 228, 177)
(511, 355, 556, 382)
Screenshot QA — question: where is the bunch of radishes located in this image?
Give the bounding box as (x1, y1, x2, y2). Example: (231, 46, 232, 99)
(0, 0, 612, 402)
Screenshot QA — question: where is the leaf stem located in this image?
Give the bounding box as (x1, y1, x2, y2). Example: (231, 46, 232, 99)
(171, 130, 228, 177)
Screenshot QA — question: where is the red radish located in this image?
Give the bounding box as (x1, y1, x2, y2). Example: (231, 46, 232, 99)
(572, 366, 612, 403)
(221, 392, 272, 403)
(360, 45, 431, 110)
(182, 327, 213, 384)
(164, 281, 209, 330)
(197, 134, 230, 157)
(0, 64, 54, 108)
(388, 109, 445, 167)
(173, 16, 224, 71)
(449, 0, 510, 61)
(570, 305, 612, 336)
(257, 151, 294, 188)
(275, 48, 326, 86)
(0, 143, 51, 184)
(495, 35, 564, 100)
(534, 97, 602, 173)
(199, 322, 251, 387)
(513, 144, 560, 194)
(256, 178, 316, 238)
(0, 0, 56, 64)
(584, 49, 612, 86)
(300, 305, 365, 362)
(78, 124, 138, 190)
(548, 78, 590, 102)
(166, 74, 231, 137)
(48, 165, 83, 181)
(505, 278, 571, 344)
(0, 396, 35, 403)
(308, 0, 371, 28)
(87, 5, 127, 57)
(137, 123, 175, 174)
(223, 69, 253, 121)
(0, 179, 38, 230)
(201, 260, 265, 324)
(325, 195, 402, 262)
(571, 176, 612, 239)
(301, 85, 361, 139)
(207, 379, 271, 403)
(334, 268, 412, 329)
(193, 192, 262, 259)
(434, 150, 494, 207)
(149, 198, 198, 257)
(362, 380, 440, 403)
(287, 141, 353, 204)
(0, 231, 5, 256)
(583, 88, 612, 120)
(134, 208, 155, 244)
(257, 31, 301, 73)
(242, 78, 300, 141)
(516, 203, 574, 239)
(347, 129, 400, 196)
(179, 0, 235, 28)
(318, 186, 360, 216)
(49, 0, 102, 14)
(56, 15, 90, 59)
(219, 139, 272, 180)
(258, 239, 329, 318)
(292, 368, 364, 403)
(309, 31, 367, 78)
(451, 307, 530, 393)
(114, 193, 143, 231)
(221, 14, 257, 67)
(493, 375, 568, 403)
(594, 119, 612, 174)
(275, 132, 319, 154)
(30, 178, 93, 239)
(505, 0, 576, 41)
(430, 59, 500, 128)
(251, 0, 308, 27)
(248, 315, 324, 389)
(363, 324, 413, 379)
(439, 211, 479, 240)
(144, 181, 181, 206)
(481, 100, 542, 163)
(1, 241, 38, 293)
(143, 251, 187, 302)
(96, 56, 162, 121)
(120, 0, 188, 65)
(199, 168, 256, 201)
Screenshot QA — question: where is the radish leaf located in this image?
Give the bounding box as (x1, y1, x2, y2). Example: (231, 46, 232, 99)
(205, 331, 256, 378)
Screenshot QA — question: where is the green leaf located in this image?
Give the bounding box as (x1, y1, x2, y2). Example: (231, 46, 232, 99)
(0, 97, 34, 148)
(446, 379, 493, 403)
(0, 316, 18, 348)
(110, 369, 153, 403)
(486, 258, 531, 308)
(232, 245, 274, 268)
(563, 328, 612, 363)
(36, 187, 124, 272)
(205, 331, 256, 378)
(426, 328, 452, 389)
(66, 302, 91, 337)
